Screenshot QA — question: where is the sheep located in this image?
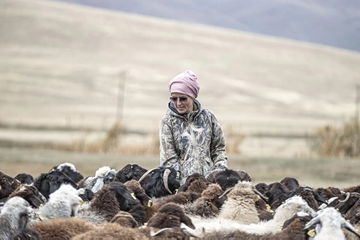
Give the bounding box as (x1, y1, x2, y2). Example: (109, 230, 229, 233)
(303, 207, 360, 240)
(288, 186, 327, 211)
(280, 177, 299, 192)
(31, 217, 95, 240)
(177, 173, 210, 194)
(8, 184, 46, 208)
(0, 197, 33, 240)
(140, 166, 180, 198)
(185, 183, 225, 218)
(315, 187, 340, 201)
(0, 170, 21, 201)
(261, 212, 313, 240)
(110, 211, 139, 228)
(217, 181, 260, 224)
(266, 182, 290, 210)
(255, 182, 269, 195)
(255, 198, 274, 221)
(77, 166, 116, 194)
(114, 163, 148, 183)
(34, 184, 83, 222)
(14, 173, 34, 185)
(342, 184, 360, 194)
(147, 202, 195, 230)
(10, 227, 41, 240)
(72, 223, 147, 240)
(213, 169, 243, 191)
(84, 184, 121, 222)
(51, 162, 84, 184)
(189, 195, 316, 237)
(124, 180, 155, 222)
(33, 170, 78, 199)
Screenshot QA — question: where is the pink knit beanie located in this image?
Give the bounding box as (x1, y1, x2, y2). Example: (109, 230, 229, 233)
(169, 70, 200, 99)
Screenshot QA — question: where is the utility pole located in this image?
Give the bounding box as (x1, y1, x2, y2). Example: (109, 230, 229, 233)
(355, 84, 360, 156)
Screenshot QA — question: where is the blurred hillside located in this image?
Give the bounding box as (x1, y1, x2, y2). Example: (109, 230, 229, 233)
(46, 0, 360, 52)
(1, 0, 360, 157)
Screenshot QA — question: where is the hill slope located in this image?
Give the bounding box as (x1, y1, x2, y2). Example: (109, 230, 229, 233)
(47, 0, 360, 52)
(1, 0, 360, 156)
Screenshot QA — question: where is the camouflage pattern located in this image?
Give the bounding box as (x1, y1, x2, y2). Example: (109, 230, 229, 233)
(160, 100, 228, 184)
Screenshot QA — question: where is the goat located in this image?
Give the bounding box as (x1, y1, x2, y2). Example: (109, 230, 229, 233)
(33, 170, 78, 199)
(14, 173, 34, 185)
(114, 163, 148, 183)
(304, 207, 360, 240)
(0, 170, 21, 201)
(0, 197, 33, 240)
(8, 184, 46, 208)
(51, 162, 84, 184)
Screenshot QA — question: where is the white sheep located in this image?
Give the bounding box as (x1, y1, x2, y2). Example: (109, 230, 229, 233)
(304, 207, 360, 240)
(217, 181, 260, 224)
(33, 184, 83, 222)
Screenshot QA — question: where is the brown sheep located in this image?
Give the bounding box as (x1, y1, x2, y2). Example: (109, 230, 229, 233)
(31, 217, 95, 240)
(147, 202, 195, 230)
(73, 223, 147, 240)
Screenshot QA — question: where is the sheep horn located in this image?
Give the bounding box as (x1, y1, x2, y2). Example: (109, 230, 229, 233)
(338, 192, 350, 203)
(150, 227, 174, 237)
(219, 186, 235, 198)
(163, 169, 173, 194)
(138, 168, 157, 183)
(252, 187, 269, 202)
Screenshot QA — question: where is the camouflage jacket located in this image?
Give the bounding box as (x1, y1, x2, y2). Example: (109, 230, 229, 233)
(159, 99, 228, 184)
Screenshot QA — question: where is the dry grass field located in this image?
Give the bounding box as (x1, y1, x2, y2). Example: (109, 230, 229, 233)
(0, 0, 360, 188)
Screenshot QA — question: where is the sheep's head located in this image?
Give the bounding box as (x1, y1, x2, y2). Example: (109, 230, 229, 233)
(109, 181, 136, 211)
(8, 184, 46, 208)
(115, 164, 148, 183)
(0, 171, 21, 199)
(33, 171, 78, 199)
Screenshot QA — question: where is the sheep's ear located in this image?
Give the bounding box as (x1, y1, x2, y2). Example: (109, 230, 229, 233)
(179, 214, 195, 229)
(303, 216, 320, 230)
(237, 170, 251, 182)
(342, 219, 360, 238)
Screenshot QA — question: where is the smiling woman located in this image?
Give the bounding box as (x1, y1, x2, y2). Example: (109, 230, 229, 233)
(159, 70, 229, 184)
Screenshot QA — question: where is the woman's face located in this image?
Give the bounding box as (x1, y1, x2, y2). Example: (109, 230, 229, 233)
(170, 93, 194, 114)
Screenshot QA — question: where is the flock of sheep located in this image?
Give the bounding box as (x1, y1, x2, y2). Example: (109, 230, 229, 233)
(0, 162, 360, 239)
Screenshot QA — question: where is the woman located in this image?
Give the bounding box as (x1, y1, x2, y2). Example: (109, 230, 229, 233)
(159, 70, 228, 184)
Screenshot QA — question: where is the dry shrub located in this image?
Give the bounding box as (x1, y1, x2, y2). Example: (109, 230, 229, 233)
(224, 125, 246, 154)
(308, 118, 360, 157)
